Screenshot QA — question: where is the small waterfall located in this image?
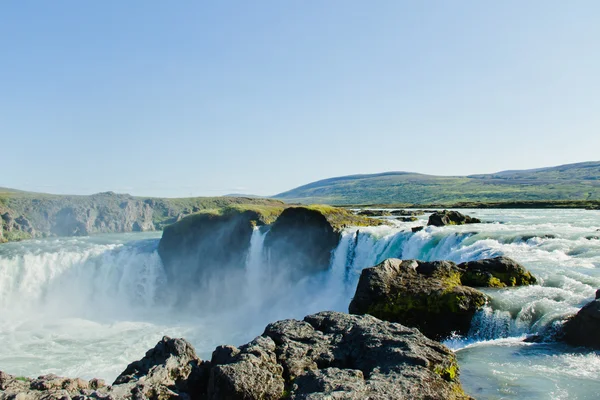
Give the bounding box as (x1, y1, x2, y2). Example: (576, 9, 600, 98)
(244, 227, 268, 308)
(468, 306, 515, 340)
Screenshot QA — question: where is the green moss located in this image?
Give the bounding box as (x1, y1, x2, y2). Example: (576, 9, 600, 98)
(2, 231, 33, 242)
(462, 270, 536, 288)
(462, 271, 506, 288)
(15, 376, 29, 382)
(222, 204, 285, 225)
(434, 363, 458, 382)
(300, 204, 384, 231)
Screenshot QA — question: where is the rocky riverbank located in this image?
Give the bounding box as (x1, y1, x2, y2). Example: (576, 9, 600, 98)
(0, 312, 472, 400)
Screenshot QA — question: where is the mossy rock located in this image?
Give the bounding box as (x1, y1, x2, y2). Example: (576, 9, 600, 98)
(458, 256, 537, 288)
(349, 259, 488, 340)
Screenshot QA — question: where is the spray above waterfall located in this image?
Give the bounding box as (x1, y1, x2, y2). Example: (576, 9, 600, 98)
(0, 209, 599, 398)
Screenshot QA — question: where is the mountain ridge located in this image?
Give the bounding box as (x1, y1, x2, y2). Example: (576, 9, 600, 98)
(273, 161, 600, 205)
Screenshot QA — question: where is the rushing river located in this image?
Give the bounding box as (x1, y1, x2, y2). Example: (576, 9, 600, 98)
(1, 209, 599, 398)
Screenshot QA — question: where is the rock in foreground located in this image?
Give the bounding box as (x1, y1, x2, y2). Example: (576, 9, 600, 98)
(563, 291, 600, 349)
(0, 312, 471, 400)
(428, 210, 481, 227)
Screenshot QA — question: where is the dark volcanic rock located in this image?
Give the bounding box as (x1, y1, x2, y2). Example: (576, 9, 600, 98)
(412, 226, 424, 232)
(391, 209, 425, 216)
(563, 295, 600, 349)
(158, 210, 262, 308)
(356, 209, 392, 217)
(264, 207, 340, 275)
(349, 258, 488, 340)
(263, 311, 470, 399)
(208, 336, 285, 399)
(0, 313, 472, 399)
(394, 216, 418, 222)
(459, 256, 537, 287)
(428, 210, 481, 227)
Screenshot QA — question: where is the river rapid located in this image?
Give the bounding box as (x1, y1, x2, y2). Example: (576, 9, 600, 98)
(1, 209, 599, 399)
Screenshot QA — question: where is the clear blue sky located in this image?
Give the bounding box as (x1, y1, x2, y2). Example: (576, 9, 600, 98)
(1, 1, 599, 197)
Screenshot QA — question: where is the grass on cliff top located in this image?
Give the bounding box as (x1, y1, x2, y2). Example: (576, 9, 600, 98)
(298, 204, 384, 230)
(165, 203, 287, 235)
(165, 203, 382, 234)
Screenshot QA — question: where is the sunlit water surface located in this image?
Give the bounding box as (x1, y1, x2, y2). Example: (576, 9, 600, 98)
(1, 209, 599, 398)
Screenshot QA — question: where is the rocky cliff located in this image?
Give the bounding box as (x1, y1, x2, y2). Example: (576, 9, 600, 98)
(0, 190, 283, 243)
(157, 205, 382, 308)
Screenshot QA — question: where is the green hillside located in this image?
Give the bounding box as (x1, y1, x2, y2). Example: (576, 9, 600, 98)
(274, 161, 600, 205)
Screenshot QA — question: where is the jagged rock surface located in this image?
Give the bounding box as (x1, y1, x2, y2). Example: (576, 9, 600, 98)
(0, 312, 472, 400)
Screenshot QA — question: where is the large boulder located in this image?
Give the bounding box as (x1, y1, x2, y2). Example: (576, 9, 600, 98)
(0, 312, 472, 399)
(563, 291, 600, 349)
(349, 259, 488, 340)
(458, 256, 537, 287)
(264, 207, 341, 275)
(158, 208, 274, 309)
(428, 210, 481, 227)
(261, 311, 470, 399)
(349, 257, 538, 340)
(391, 209, 425, 216)
(264, 206, 382, 276)
(356, 209, 392, 217)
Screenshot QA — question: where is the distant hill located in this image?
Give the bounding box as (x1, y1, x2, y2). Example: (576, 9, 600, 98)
(0, 190, 283, 243)
(274, 161, 600, 205)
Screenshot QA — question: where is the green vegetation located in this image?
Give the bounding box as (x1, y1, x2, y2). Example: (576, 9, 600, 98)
(0, 188, 285, 243)
(164, 203, 382, 238)
(274, 161, 600, 206)
(300, 204, 384, 230)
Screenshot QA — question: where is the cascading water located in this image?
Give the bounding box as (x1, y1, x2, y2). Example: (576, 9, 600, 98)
(0, 209, 599, 398)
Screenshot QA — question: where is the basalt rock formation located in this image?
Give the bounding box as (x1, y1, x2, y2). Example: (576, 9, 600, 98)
(428, 210, 481, 227)
(0, 312, 472, 400)
(563, 290, 600, 349)
(349, 257, 537, 340)
(157, 205, 381, 308)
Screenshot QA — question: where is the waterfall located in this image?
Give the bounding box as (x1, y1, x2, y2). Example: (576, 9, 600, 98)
(244, 226, 268, 309)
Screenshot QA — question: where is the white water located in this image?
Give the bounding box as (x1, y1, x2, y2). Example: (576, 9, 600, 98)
(1, 210, 599, 398)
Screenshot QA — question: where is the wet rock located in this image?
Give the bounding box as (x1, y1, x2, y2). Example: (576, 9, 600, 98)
(428, 210, 481, 227)
(458, 256, 537, 288)
(390, 209, 424, 216)
(349, 258, 488, 340)
(264, 207, 341, 275)
(521, 234, 556, 241)
(393, 216, 418, 222)
(563, 297, 600, 349)
(412, 226, 424, 233)
(356, 209, 392, 217)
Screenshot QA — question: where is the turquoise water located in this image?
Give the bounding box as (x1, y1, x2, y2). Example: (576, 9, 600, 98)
(0, 209, 599, 398)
